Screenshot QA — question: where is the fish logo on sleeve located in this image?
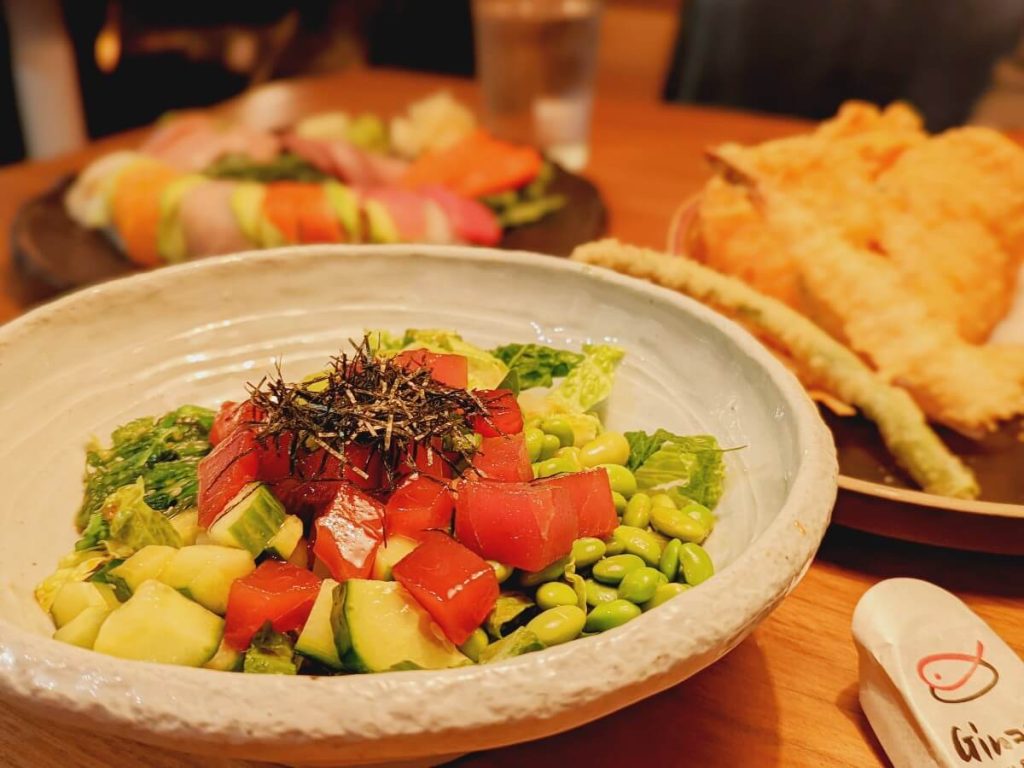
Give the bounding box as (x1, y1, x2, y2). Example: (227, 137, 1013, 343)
(916, 640, 1000, 704)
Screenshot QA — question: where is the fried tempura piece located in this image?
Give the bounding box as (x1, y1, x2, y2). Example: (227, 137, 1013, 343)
(692, 102, 927, 310)
(571, 239, 979, 499)
(752, 184, 1024, 434)
(874, 128, 1024, 341)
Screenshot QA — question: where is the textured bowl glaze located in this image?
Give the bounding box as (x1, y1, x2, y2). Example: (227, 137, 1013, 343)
(0, 245, 836, 766)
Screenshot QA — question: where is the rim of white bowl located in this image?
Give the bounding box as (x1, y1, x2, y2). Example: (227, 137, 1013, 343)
(0, 245, 837, 762)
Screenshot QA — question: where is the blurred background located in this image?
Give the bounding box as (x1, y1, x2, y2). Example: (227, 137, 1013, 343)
(3, 0, 1024, 165)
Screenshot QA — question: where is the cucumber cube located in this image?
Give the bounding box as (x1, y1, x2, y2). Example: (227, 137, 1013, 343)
(94, 580, 223, 666)
(371, 536, 419, 581)
(267, 515, 304, 560)
(111, 545, 177, 593)
(53, 606, 112, 649)
(159, 545, 255, 615)
(208, 483, 286, 556)
(51, 581, 120, 628)
(295, 579, 342, 670)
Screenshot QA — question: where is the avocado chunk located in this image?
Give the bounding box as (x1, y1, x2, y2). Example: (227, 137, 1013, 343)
(331, 579, 470, 672)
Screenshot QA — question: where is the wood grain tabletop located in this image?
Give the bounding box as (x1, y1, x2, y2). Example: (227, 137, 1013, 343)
(0, 67, 1020, 768)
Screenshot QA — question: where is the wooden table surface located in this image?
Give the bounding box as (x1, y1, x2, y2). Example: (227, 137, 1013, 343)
(0, 68, 1020, 768)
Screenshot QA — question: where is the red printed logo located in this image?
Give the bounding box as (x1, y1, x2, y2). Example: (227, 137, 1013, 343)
(916, 640, 1000, 704)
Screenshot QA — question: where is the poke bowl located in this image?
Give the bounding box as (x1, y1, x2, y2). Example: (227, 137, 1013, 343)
(0, 245, 836, 767)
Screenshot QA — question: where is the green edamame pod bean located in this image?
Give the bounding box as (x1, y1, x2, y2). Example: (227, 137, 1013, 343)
(612, 491, 628, 515)
(536, 581, 578, 610)
(658, 539, 682, 581)
(525, 417, 542, 430)
(527, 605, 586, 646)
(571, 537, 607, 568)
(612, 525, 663, 566)
(598, 464, 638, 498)
(520, 558, 569, 587)
(579, 432, 630, 467)
(554, 446, 583, 472)
(650, 493, 677, 510)
(681, 500, 715, 533)
(524, 427, 545, 462)
(622, 493, 651, 529)
(488, 560, 513, 584)
(584, 599, 642, 632)
(540, 417, 575, 448)
(459, 627, 489, 662)
(617, 566, 662, 604)
(650, 504, 709, 543)
(641, 582, 691, 611)
(603, 537, 625, 556)
(584, 578, 619, 607)
(539, 433, 561, 460)
(591, 553, 645, 584)
(679, 543, 714, 585)
(535, 456, 575, 478)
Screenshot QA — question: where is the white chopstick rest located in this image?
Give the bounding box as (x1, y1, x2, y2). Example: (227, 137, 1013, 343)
(852, 578, 1024, 768)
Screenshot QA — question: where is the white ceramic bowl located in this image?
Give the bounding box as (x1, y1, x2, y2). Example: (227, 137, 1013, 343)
(0, 245, 836, 767)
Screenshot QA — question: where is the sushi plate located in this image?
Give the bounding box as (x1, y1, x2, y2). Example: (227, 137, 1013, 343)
(12, 164, 606, 292)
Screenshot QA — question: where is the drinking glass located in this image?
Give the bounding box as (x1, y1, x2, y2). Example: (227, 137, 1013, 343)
(472, 0, 602, 171)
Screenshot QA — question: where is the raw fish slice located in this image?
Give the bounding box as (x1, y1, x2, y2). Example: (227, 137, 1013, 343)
(179, 180, 252, 258)
(281, 134, 409, 187)
(142, 114, 280, 172)
(361, 188, 428, 240)
(64, 150, 141, 229)
(110, 158, 183, 266)
(418, 185, 501, 246)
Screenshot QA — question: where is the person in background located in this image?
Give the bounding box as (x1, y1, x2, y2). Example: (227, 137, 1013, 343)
(664, 0, 1024, 131)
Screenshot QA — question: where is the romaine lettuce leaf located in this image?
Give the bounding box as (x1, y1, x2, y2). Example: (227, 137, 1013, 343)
(491, 343, 584, 390)
(545, 344, 624, 414)
(104, 479, 183, 552)
(34, 549, 113, 613)
(626, 430, 726, 509)
(369, 328, 509, 390)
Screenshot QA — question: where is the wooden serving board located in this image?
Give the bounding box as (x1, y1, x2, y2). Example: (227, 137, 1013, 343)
(11, 165, 607, 292)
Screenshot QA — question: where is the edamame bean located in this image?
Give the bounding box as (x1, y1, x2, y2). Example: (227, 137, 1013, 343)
(651, 493, 677, 510)
(540, 417, 575, 448)
(536, 581, 579, 610)
(459, 627, 489, 662)
(535, 456, 576, 478)
(612, 525, 663, 566)
(599, 464, 638, 498)
(524, 427, 545, 462)
(520, 558, 569, 587)
(579, 432, 630, 467)
(622, 493, 652, 528)
(584, 599, 642, 632)
(488, 560, 513, 584)
(603, 537, 625, 556)
(641, 582, 691, 611)
(554, 446, 583, 472)
(571, 537, 607, 568)
(592, 553, 645, 584)
(525, 417, 542, 431)
(617, 566, 662, 604)
(681, 500, 715, 533)
(679, 543, 714, 585)
(612, 491, 628, 515)
(658, 539, 682, 581)
(585, 578, 619, 607)
(527, 605, 586, 646)
(539, 433, 561, 460)
(650, 504, 709, 543)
